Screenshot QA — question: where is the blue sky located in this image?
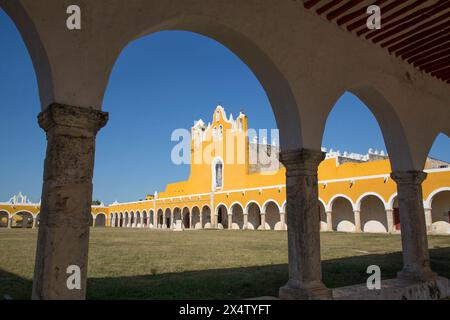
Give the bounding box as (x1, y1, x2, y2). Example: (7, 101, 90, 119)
(0, 9, 448, 204)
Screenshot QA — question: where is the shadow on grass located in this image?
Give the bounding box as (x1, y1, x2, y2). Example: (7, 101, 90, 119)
(2, 247, 450, 300)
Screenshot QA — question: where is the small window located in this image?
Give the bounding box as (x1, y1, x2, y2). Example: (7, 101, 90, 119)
(215, 161, 223, 189)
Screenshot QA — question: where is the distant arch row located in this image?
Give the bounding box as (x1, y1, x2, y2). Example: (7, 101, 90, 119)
(1, 188, 448, 233)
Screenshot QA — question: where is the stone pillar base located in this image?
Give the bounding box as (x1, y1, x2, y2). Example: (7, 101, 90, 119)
(333, 277, 448, 300)
(397, 268, 437, 282)
(279, 281, 332, 300)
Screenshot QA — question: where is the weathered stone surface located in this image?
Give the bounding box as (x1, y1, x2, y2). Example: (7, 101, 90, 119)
(278, 149, 331, 300)
(391, 171, 437, 282)
(32, 103, 108, 300)
(333, 277, 449, 300)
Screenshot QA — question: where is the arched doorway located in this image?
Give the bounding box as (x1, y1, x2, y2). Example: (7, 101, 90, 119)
(164, 208, 171, 229)
(263, 201, 281, 230)
(157, 209, 164, 229)
(246, 202, 261, 230)
(216, 204, 228, 229)
(11, 211, 34, 228)
(201, 206, 211, 229)
(430, 190, 450, 234)
(331, 197, 355, 232)
(359, 195, 388, 233)
(191, 206, 201, 229)
(0, 211, 9, 228)
(94, 213, 106, 228)
(182, 207, 190, 229)
(230, 203, 244, 230)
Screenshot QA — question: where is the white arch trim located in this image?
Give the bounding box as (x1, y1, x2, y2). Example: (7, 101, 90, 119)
(215, 203, 229, 215)
(10, 210, 35, 218)
(387, 193, 398, 210)
(318, 198, 326, 210)
(425, 187, 450, 209)
(201, 205, 211, 212)
(229, 201, 244, 213)
(281, 201, 286, 213)
(261, 199, 281, 214)
(326, 194, 356, 212)
(355, 192, 388, 211)
(244, 201, 261, 214)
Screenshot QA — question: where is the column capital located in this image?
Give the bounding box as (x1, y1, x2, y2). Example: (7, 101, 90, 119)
(390, 171, 427, 185)
(279, 148, 325, 176)
(38, 103, 109, 137)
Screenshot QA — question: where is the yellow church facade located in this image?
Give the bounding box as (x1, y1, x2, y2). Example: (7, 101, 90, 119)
(1, 106, 449, 234)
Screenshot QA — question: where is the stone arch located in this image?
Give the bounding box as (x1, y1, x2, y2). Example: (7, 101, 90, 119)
(142, 210, 148, 228)
(318, 200, 327, 231)
(0, 1, 53, 108)
(262, 200, 281, 230)
(148, 210, 154, 227)
(355, 192, 387, 211)
(109, 213, 114, 227)
(230, 202, 244, 230)
(105, 15, 303, 150)
(94, 213, 106, 228)
(124, 212, 130, 227)
(346, 86, 419, 171)
(164, 208, 172, 229)
(216, 203, 228, 229)
(201, 205, 212, 228)
(182, 207, 190, 229)
(425, 187, 450, 209)
(119, 212, 124, 227)
(136, 211, 141, 227)
(0, 210, 10, 228)
(359, 195, 388, 233)
(173, 207, 182, 227)
(157, 209, 164, 228)
(246, 201, 261, 230)
(428, 189, 450, 234)
(114, 212, 119, 227)
(11, 210, 34, 228)
(191, 206, 201, 229)
(330, 196, 355, 232)
(130, 211, 135, 227)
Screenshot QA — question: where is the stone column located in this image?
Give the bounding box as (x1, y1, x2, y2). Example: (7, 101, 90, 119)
(260, 213, 266, 230)
(228, 214, 232, 230)
(199, 212, 203, 229)
(353, 210, 361, 233)
(386, 209, 394, 233)
(32, 216, 37, 229)
(278, 149, 331, 300)
(213, 213, 218, 229)
(170, 212, 174, 229)
(326, 210, 332, 232)
(243, 213, 248, 230)
(32, 103, 108, 300)
(391, 171, 436, 281)
(7, 217, 11, 228)
(280, 212, 286, 231)
(424, 208, 433, 234)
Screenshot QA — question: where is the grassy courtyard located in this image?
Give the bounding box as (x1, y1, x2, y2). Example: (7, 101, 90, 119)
(0, 228, 449, 300)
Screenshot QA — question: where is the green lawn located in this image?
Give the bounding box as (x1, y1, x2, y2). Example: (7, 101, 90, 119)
(1, 228, 449, 299)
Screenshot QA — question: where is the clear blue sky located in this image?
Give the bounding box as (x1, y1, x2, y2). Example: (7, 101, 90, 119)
(0, 9, 448, 204)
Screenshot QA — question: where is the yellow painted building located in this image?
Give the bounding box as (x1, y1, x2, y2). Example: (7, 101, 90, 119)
(1, 106, 449, 234)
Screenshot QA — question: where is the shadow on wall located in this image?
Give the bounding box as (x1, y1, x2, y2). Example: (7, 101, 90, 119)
(2, 248, 450, 300)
